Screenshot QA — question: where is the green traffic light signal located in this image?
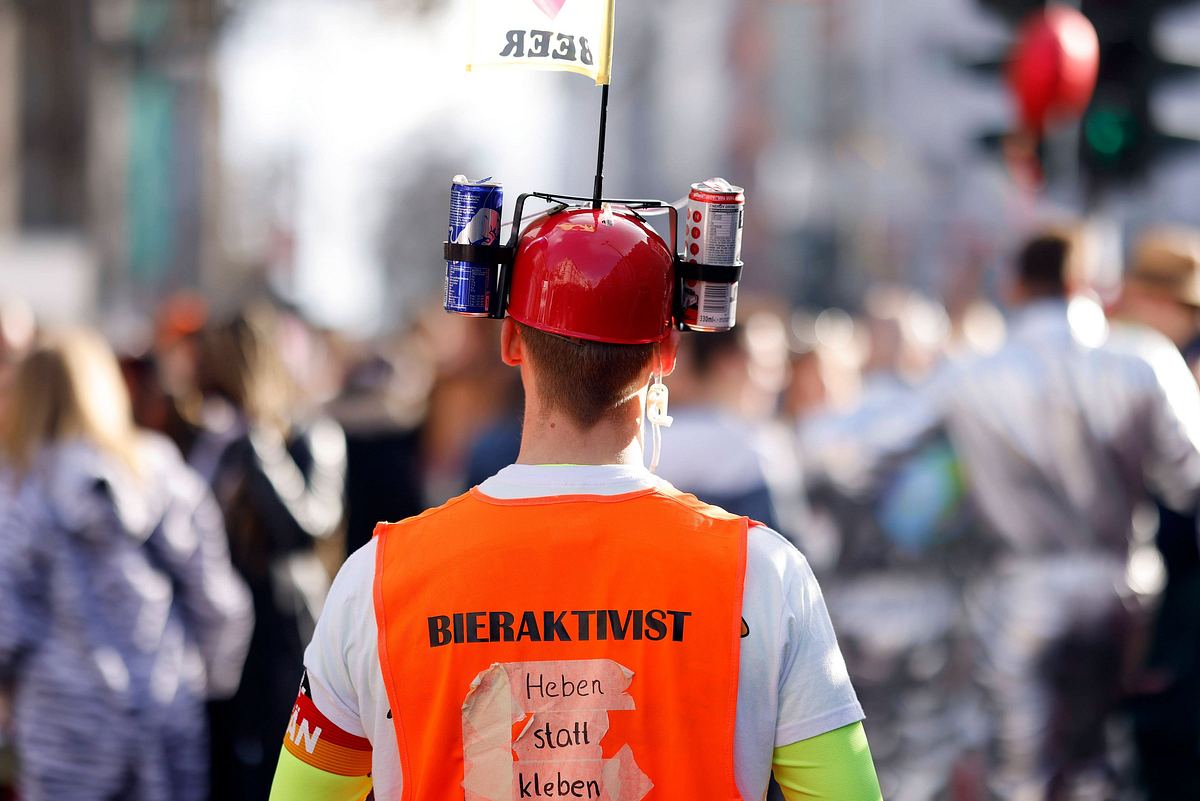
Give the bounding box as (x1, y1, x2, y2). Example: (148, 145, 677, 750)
(1083, 107, 1137, 160)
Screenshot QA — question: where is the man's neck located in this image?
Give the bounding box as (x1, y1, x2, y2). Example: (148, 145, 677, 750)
(516, 396, 645, 467)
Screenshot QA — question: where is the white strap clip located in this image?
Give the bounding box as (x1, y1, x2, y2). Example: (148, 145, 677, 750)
(647, 376, 672, 474)
(646, 380, 673, 429)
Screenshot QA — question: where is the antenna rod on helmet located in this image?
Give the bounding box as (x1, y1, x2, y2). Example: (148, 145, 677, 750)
(592, 83, 610, 209)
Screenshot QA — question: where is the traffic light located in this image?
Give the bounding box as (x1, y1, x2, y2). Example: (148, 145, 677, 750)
(1078, 0, 1200, 187)
(971, 0, 1200, 195)
(965, 0, 1045, 156)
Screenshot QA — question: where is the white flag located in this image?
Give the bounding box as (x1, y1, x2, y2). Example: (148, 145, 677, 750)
(465, 0, 616, 86)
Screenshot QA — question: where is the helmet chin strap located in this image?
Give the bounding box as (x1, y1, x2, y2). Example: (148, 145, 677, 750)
(645, 348, 673, 474)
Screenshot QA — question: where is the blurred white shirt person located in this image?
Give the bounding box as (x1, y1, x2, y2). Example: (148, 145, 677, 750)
(810, 232, 1200, 800)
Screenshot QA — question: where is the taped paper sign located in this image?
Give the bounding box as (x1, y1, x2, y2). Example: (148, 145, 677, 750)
(462, 659, 653, 801)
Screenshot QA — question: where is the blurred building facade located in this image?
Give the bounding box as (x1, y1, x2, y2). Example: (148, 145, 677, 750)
(3, 0, 1200, 329)
(0, 0, 229, 328)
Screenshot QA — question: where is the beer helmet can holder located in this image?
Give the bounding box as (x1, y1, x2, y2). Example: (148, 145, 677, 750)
(442, 191, 744, 334)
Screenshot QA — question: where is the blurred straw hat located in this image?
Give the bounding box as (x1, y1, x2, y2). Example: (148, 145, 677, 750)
(1128, 227, 1200, 308)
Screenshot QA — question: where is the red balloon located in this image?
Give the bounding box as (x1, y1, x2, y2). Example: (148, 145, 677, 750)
(1008, 5, 1099, 134)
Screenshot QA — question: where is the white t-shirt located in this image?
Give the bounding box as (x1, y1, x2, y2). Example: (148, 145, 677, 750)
(303, 464, 863, 801)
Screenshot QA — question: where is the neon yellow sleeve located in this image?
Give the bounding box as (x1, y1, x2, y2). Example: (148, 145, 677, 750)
(772, 722, 883, 801)
(268, 746, 374, 801)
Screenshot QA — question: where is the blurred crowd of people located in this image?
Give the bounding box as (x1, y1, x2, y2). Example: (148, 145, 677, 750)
(1, 219, 1199, 801)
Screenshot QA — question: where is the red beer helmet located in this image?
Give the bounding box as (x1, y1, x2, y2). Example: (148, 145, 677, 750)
(506, 207, 675, 344)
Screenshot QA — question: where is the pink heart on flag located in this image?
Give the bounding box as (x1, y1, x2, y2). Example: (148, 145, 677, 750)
(532, 0, 567, 20)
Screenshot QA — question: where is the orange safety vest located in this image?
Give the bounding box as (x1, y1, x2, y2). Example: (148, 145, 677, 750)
(373, 485, 749, 801)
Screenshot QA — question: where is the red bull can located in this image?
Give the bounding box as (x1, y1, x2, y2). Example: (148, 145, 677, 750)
(682, 178, 744, 332)
(445, 176, 504, 317)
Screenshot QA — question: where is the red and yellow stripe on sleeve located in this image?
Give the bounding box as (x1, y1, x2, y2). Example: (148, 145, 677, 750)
(283, 691, 373, 777)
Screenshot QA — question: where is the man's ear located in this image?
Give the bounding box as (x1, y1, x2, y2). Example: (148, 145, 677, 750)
(500, 318, 524, 367)
(657, 330, 681, 377)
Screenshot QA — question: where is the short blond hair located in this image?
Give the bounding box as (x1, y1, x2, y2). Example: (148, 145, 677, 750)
(1, 328, 139, 475)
